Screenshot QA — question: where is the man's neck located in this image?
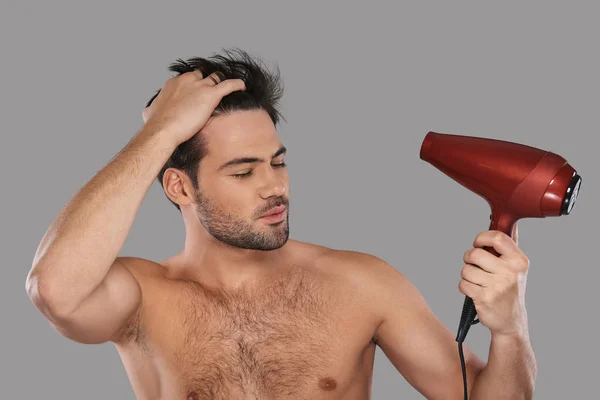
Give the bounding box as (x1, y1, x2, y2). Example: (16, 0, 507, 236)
(171, 228, 289, 292)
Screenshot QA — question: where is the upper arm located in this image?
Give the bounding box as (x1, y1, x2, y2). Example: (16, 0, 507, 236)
(48, 257, 142, 345)
(366, 254, 486, 399)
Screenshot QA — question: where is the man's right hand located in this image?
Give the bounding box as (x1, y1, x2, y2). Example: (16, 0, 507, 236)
(141, 70, 246, 147)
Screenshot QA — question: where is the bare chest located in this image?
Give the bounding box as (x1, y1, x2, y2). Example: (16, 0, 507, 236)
(124, 268, 378, 400)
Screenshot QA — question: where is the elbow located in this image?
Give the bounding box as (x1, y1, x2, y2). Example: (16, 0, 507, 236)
(25, 267, 78, 322)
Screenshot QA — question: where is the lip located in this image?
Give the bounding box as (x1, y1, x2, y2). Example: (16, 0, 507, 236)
(259, 206, 287, 222)
(260, 205, 286, 217)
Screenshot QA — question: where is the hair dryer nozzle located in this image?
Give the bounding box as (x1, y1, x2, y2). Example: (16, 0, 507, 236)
(561, 173, 582, 215)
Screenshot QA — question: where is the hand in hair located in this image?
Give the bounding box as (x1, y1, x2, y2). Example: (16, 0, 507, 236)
(142, 70, 246, 147)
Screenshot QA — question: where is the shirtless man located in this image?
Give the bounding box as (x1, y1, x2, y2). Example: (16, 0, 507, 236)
(26, 49, 536, 399)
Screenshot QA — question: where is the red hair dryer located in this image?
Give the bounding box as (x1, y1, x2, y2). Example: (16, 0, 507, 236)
(420, 131, 581, 342)
(420, 131, 582, 398)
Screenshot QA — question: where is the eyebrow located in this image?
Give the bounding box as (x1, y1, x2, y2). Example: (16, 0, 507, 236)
(217, 145, 287, 171)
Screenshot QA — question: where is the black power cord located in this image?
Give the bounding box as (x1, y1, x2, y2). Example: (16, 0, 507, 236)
(458, 318, 479, 400)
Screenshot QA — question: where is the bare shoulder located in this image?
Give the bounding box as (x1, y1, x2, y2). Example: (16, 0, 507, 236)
(293, 241, 407, 314)
(311, 245, 406, 290)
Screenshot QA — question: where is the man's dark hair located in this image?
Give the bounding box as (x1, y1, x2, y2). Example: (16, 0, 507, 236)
(145, 47, 285, 211)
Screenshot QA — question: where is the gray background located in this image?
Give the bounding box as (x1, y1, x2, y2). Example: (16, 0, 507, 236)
(1, 0, 598, 398)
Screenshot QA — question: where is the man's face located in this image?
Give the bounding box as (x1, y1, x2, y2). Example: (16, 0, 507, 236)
(194, 109, 290, 251)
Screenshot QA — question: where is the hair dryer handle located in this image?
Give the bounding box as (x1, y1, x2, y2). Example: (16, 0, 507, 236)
(456, 214, 516, 343)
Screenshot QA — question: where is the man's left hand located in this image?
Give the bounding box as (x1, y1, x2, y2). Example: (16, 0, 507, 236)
(458, 223, 530, 337)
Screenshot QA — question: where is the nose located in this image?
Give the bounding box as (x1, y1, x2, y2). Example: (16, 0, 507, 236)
(259, 171, 287, 199)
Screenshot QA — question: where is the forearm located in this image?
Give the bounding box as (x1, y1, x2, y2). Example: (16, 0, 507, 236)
(28, 124, 177, 315)
(470, 331, 537, 399)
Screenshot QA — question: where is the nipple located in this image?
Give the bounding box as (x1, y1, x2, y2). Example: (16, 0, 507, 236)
(318, 377, 337, 391)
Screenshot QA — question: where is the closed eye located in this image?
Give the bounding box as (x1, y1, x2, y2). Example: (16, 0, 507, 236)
(232, 162, 287, 178)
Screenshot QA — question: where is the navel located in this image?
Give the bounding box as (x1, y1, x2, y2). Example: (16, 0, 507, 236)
(187, 391, 199, 400)
(318, 377, 337, 391)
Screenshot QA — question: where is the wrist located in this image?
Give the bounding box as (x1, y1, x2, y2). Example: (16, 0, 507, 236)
(491, 328, 529, 344)
(138, 122, 181, 153)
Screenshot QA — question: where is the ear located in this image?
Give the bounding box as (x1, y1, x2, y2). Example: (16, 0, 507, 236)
(162, 168, 195, 207)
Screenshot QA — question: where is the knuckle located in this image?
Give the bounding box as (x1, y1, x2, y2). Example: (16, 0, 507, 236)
(463, 248, 472, 261)
(182, 70, 198, 80)
(468, 249, 483, 264)
(517, 256, 530, 270)
(163, 77, 178, 89)
(493, 232, 506, 245)
(173, 73, 195, 86)
(168, 74, 182, 83)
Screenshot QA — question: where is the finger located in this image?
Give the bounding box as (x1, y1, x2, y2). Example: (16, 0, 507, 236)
(461, 264, 491, 287)
(473, 230, 520, 259)
(191, 69, 204, 80)
(178, 69, 203, 83)
(458, 279, 483, 300)
(214, 78, 247, 97)
(463, 248, 503, 274)
(203, 71, 225, 86)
